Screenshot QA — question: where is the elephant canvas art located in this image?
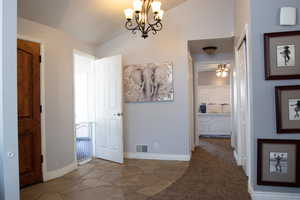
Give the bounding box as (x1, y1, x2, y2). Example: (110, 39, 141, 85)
(124, 62, 174, 102)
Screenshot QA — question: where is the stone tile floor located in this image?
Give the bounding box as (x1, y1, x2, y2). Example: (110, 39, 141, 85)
(21, 158, 189, 200)
(21, 139, 250, 200)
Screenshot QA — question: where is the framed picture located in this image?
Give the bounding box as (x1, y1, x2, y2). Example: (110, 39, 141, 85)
(124, 62, 174, 103)
(275, 85, 300, 133)
(257, 139, 300, 187)
(264, 31, 300, 80)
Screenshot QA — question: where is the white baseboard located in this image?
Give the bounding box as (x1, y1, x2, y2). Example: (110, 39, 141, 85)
(44, 162, 77, 181)
(233, 150, 242, 165)
(125, 152, 191, 161)
(248, 184, 300, 200)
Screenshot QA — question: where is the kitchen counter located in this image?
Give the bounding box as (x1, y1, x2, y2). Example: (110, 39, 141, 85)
(196, 112, 232, 136)
(197, 112, 231, 116)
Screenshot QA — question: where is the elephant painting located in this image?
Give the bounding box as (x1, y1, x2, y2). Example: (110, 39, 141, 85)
(124, 62, 174, 102)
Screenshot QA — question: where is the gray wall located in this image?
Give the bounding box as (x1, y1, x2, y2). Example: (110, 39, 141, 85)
(17, 18, 95, 172)
(96, 0, 234, 156)
(250, 0, 300, 193)
(0, 0, 20, 199)
(198, 71, 230, 86)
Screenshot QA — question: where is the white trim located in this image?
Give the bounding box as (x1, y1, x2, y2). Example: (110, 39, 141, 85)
(72, 51, 77, 166)
(248, 184, 300, 200)
(78, 158, 92, 166)
(73, 49, 96, 60)
(125, 152, 191, 161)
(17, 35, 48, 182)
(44, 162, 77, 181)
(233, 23, 252, 177)
(233, 150, 242, 165)
(1, 1, 19, 199)
(193, 60, 200, 147)
(72, 50, 96, 165)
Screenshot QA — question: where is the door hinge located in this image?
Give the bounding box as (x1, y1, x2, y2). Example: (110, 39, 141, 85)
(39, 55, 42, 63)
(41, 155, 43, 163)
(40, 105, 43, 113)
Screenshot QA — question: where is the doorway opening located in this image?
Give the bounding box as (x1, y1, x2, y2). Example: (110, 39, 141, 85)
(73, 51, 95, 165)
(73, 52, 124, 165)
(188, 36, 250, 176)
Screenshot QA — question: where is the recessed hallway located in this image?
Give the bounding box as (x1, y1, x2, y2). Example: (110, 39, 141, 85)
(21, 138, 250, 200)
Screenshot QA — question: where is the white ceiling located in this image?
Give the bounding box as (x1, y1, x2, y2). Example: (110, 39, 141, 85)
(18, 0, 187, 45)
(188, 37, 234, 54)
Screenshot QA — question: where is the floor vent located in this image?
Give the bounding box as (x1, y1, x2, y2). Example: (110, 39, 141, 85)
(136, 145, 148, 153)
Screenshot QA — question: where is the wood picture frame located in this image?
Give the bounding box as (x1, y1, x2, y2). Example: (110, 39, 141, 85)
(257, 139, 300, 187)
(264, 31, 300, 80)
(275, 85, 300, 133)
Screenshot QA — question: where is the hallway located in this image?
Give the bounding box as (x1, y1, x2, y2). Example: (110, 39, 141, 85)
(21, 139, 250, 200)
(149, 138, 251, 200)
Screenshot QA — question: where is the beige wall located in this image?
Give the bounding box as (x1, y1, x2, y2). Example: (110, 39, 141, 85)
(96, 0, 234, 156)
(17, 18, 95, 172)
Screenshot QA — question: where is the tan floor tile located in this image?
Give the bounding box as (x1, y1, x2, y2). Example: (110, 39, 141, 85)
(21, 158, 188, 200)
(37, 193, 64, 200)
(136, 180, 173, 196)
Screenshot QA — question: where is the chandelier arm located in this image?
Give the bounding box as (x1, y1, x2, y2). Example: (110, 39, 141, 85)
(153, 21, 163, 31)
(145, 21, 162, 35)
(125, 21, 139, 31)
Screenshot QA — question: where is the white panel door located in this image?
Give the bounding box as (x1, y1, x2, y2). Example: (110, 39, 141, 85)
(238, 40, 249, 176)
(94, 55, 124, 163)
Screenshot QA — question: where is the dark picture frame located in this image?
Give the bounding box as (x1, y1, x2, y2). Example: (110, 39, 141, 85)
(275, 85, 300, 133)
(257, 139, 300, 187)
(264, 31, 300, 80)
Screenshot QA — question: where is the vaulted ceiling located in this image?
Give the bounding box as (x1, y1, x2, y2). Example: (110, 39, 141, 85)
(18, 0, 187, 45)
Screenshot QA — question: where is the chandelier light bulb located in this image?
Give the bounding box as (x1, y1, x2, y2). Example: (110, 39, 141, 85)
(216, 71, 222, 77)
(133, 0, 143, 12)
(151, 1, 161, 14)
(124, 8, 134, 20)
(157, 10, 164, 20)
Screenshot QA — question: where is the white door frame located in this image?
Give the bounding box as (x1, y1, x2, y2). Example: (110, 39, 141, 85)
(192, 63, 199, 147)
(17, 35, 48, 182)
(234, 24, 252, 178)
(188, 52, 196, 151)
(72, 50, 96, 165)
(0, 1, 19, 199)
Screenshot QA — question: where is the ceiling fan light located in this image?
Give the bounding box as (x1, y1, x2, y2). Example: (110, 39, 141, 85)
(203, 46, 218, 55)
(221, 71, 228, 77)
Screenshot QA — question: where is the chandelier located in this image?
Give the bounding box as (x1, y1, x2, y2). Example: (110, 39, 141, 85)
(124, 0, 164, 39)
(216, 64, 229, 78)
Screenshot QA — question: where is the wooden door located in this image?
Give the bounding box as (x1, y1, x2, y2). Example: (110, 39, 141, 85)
(17, 39, 43, 187)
